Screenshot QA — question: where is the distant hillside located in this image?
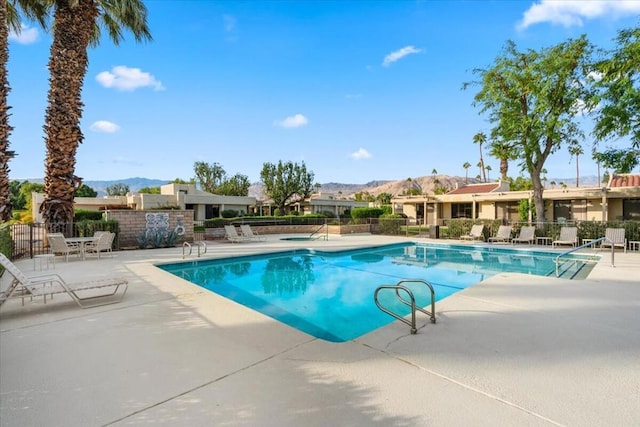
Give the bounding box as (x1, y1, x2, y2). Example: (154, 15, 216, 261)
(83, 178, 170, 196)
(18, 175, 604, 198)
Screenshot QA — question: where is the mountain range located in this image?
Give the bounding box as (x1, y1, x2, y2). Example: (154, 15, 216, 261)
(18, 175, 602, 198)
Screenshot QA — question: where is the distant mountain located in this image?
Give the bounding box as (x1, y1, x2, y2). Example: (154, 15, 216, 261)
(17, 174, 606, 198)
(82, 177, 170, 196)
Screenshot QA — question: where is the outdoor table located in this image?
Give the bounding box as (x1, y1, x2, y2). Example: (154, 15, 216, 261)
(65, 236, 98, 261)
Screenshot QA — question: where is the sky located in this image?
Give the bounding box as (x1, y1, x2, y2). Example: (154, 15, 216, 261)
(7, 0, 640, 185)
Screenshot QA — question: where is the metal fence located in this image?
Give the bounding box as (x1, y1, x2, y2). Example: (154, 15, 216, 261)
(3, 218, 638, 261)
(2, 222, 119, 260)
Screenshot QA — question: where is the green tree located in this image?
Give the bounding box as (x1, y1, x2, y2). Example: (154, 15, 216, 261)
(260, 160, 315, 215)
(75, 184, 97, 197)
(593, 27, 640, 152)
(9, 180, 30, 211)
(462, 161, 471, 184)
(19, 181, 44, 216)
(138, 186, 160, 194)
(171, 177, 194, 184)
(217, 173, 250, 196)
(105, 183, 129, 196)
(193, 161, 226, 193)
(507, 176, 533, 191)
(41, 0, 151, 227)
(0, 1, 48, 221)
(473, 132, 487, 182)
(593, 148, 639, 173)
(376, 192, 392, 205)
(465, 36, 594, 223)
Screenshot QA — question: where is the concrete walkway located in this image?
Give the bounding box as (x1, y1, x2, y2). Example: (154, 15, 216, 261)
(1, 235, 639, 426)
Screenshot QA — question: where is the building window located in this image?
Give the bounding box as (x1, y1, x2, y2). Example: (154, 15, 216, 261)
(451, 203, 472, 218)
(623, 198, 640, 220)
(553, 200, 572, 222)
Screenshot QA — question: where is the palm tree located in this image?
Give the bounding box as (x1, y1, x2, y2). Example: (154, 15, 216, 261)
(0, 0, 47, 221)
(473, 132, 487, 182)
(462, 162, 471, 184)
(489, 140, 516, 181)
(569, 145, 584, 187)
(41, 0, 151, 229)
(485, 165, 492, 181)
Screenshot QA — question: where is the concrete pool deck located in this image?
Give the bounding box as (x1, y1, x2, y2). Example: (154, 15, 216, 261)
(1, 234, 639, 426)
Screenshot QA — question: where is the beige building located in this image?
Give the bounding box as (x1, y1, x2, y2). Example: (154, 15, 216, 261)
(392, 174, 640, 225)
(32, 183, 256, 222)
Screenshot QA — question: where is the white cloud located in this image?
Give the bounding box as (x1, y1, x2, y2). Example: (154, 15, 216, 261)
(382, 46, 422, 67)
(9, 24, 39, 44)
(96, 66, 164, 91)
(275, 114, 309, 128)
(517, 0, 640, 30)
(350, 148, 372, 160)
(89, 120, 120, 133)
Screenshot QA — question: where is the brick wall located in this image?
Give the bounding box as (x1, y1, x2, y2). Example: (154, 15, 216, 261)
(107, 210, 194, 248)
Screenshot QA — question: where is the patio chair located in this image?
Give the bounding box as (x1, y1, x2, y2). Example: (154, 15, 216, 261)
(460, 224, 484, 241)
(0, 253, 128, 309)
(552, 226, 578, 248)
(512, 226, 536, 245)
(85, 232, 115, 259)
(240, 224, 266, 242)
(224, 225, 250, 243)
(488, 225, 512, 243)
(600, 228, 627, 253)
(47, 233, 81, 262)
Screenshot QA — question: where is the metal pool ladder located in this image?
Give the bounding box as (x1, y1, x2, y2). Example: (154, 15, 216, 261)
(374, 279, 436, 335)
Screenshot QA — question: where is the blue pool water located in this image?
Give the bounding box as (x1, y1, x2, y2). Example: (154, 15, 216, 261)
(158, 243, 598, 342)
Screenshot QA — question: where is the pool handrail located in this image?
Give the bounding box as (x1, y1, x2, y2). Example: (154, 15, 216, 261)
(554, 236, 611, 276)
(374, 279, 436, 335)
(309, 223, 328, 240)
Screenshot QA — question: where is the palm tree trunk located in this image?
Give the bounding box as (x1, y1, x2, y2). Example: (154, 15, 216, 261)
(0, 1, 14, 222)
(575, 155, 579, 187)
(479, 145, 486, 182)
(41, 0, 98, 230)
(500, 158, 508, 181)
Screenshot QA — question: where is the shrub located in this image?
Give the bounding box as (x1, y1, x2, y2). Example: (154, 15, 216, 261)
(74, 210, 103, 221)
(76, 219, 119, 237)
(0, 225, 11, 262)
(351, 207, 385, 224)
(137, 229, 180, 249)
(221, 209, 239, 218)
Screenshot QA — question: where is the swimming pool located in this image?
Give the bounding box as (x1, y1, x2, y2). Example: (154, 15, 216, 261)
(158, 243, 598, 342)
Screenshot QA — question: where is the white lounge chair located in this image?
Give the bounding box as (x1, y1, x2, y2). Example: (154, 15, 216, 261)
(240, 224, 266, 242)
(512, 226, 536, 245)
(47, 233, 81, 262)
(488, 225, 512, 243)
(601, 228, 627, 253)
(224, 225, 250, 243)
(0, 253, 128, 309)
(552, 226, 578, 248)
(85, 232, 115, 259)
(460, 224, 484, 241)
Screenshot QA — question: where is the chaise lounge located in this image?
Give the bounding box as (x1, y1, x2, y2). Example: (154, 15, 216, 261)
(552, 226, 578, 248)
(512, 226, 536, 245)
(600, 228, 627, 253)
(488, 225, 512, 243)
(460, 224, 485, 241)
(0, 253, 128, 309)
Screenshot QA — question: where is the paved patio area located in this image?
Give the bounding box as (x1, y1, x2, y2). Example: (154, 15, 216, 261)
(1, 234, 639, 426)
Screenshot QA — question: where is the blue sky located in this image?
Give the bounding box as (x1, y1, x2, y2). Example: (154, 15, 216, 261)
(8, 0, 640, 185)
